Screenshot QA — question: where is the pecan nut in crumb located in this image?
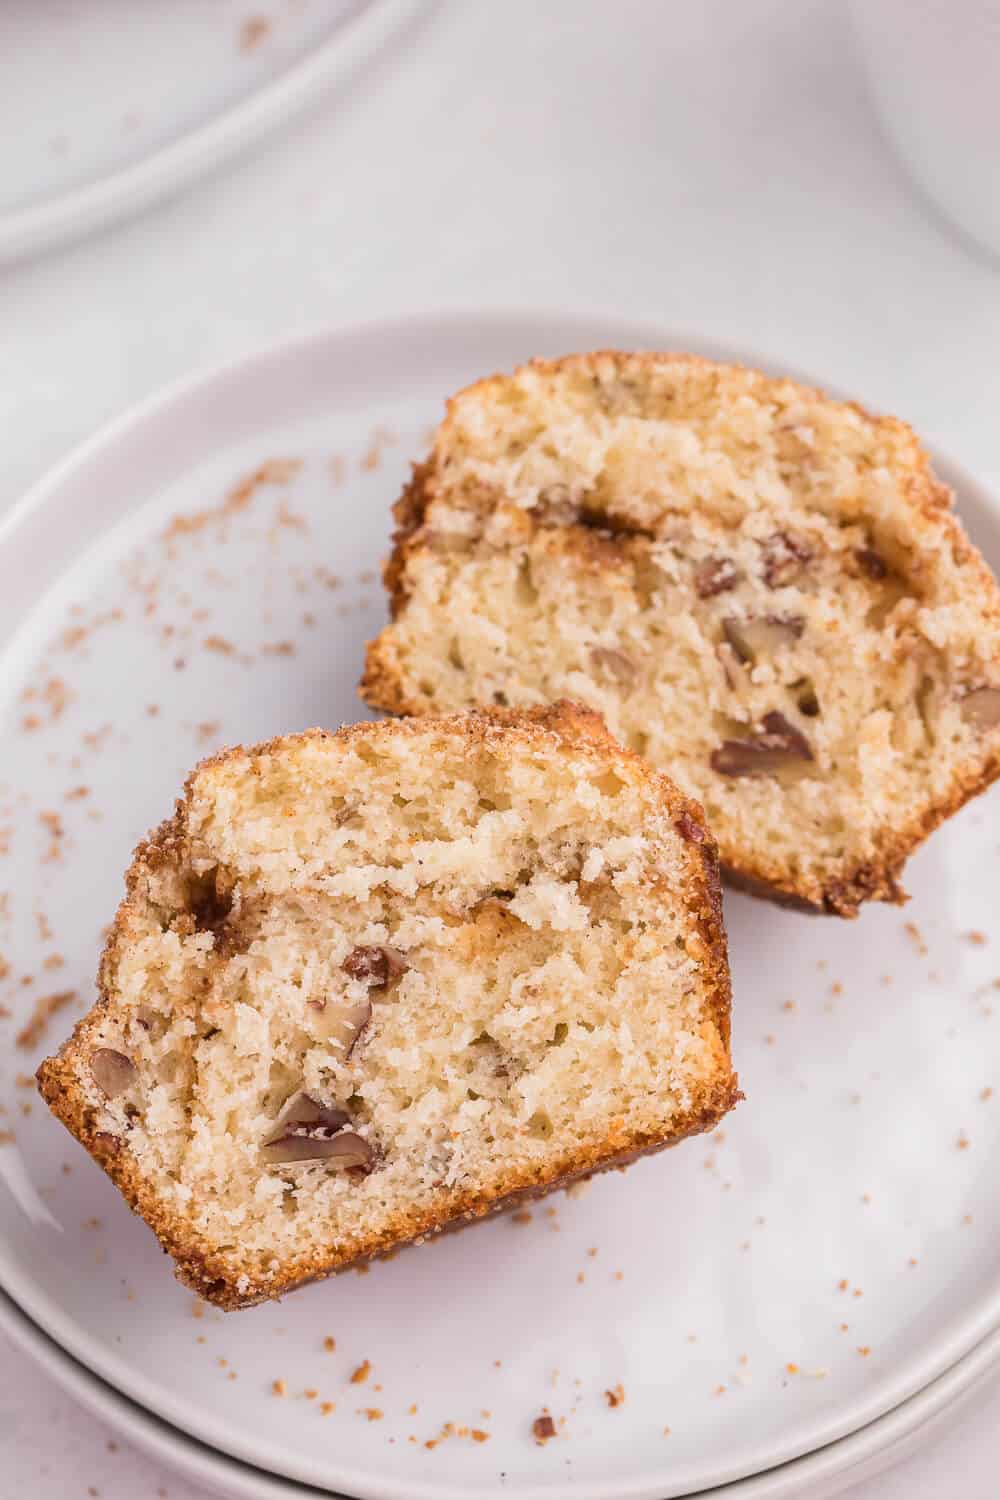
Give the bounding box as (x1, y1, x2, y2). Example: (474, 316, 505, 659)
(90, 1048, 137, 1099)
(959, 686, 1000, 731)
(711, 711, 814, 777)
(722, 614, 803, 665)
(589, 646, 638, 688)
(855, 546, 888, 580)
(343, 946, 409, 988)
(694, 556, 741, 598)
(761, 531, 812, 588)
(674, 811, 706, 843)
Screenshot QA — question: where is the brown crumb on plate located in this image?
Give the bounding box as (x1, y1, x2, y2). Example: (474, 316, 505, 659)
(16, 990, 76, 1049)
(532, 1414, 556, 1443)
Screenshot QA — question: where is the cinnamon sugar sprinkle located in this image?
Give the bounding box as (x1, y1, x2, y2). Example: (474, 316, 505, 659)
(164, 459, 302, 540)
(16, 990, 76, 1049)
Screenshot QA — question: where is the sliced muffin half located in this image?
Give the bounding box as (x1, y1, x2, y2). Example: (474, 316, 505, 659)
(38, 704, 737, 1308)
(363, 352, 1000, 914)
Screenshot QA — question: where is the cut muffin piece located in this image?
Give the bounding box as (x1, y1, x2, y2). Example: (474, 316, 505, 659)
(37, 704, 737, 1309)
(362, 352, 1000, 915)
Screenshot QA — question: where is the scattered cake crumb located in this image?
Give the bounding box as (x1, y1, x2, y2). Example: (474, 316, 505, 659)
(605, 1384, 625, 1407)
(903, 922, 928, 956)
(272, 1379, 287, 1397)
(204, 635, 237, 656)
(320, 1401, 335, 1415)
(532, 1414, 556, 1443)
(239, 15, 271, 51)
(323, 1336, 336, 1352)
(166, 459, 301, 540)
(350, 1360, 371, 1385)
(511, 1210, 532, 1225)
(966, 931, 987, 946)
(16, 990, 76, 1049)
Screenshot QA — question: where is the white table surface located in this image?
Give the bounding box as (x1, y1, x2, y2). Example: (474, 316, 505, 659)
(3, 2, 1000, 1497)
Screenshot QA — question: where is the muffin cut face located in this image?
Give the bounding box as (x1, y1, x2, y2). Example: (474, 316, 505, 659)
(362, 352, 1000, 914)
(37, 705, 736, 1308)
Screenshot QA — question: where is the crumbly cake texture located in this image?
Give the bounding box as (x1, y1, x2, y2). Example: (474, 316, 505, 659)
(37, 705, 737, 1309)
(362, 352, 1000, 915)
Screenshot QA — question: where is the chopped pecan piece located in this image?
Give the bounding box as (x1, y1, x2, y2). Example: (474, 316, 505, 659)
(309, 996, 372, 1055)
(722, 615, 804, 665)
(694, 557, 741, 598)
(589, 646, 638, 687)
(263, 1130, 374, 1170)
(262, 1093, 373, 1169)
(959, 686, 1000, 730)
(267, 1092, 350, 1141)
(90, 1048, 137, 1099)
(342, 945, 409, 989)
(674, 811, 706, 843)
(711, 711, 814, 777)
(761, 531, 812, 588)
(855, 546, 888, 580)
(794, 679, 821, 717)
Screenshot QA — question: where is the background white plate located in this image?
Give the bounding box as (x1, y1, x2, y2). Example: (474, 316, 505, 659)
(1, 312, 999, 1500)
(4, 1284, 1000, 1500)
(0, 0, 426, 265)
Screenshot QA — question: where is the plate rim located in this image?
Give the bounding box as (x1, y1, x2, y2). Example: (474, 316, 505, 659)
(3, 1282, 1000, 1500)
(0, 0, 428, 266)
(2, 305, 1000, 1497)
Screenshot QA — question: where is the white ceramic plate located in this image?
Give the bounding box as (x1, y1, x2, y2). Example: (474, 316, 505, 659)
(1, 312, 999, 1500)
(0, 0, 425, 265)
(4, 1284, 1000, 1500)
